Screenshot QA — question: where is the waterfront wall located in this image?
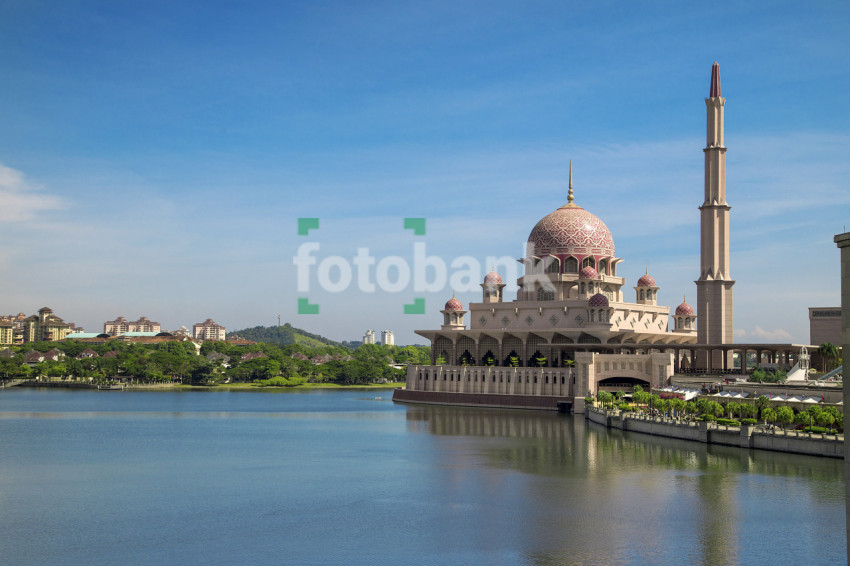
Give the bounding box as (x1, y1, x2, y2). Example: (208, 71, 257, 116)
(393, 388, 576, 412)
(587, 408, 844, 458)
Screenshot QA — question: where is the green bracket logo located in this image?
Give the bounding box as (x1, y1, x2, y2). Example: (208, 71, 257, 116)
(298, 298, 319, 315)
(298, 218, 320, 236)
(403, 218, 426, 236)
(404, 298, 426, 314)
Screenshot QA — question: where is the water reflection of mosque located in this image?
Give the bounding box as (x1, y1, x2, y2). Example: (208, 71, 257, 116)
(405, 406, 844, 565)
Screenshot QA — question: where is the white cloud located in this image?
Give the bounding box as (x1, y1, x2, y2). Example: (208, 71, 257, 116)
(0, 163, 63, 222)
(736, 326, 794, 343)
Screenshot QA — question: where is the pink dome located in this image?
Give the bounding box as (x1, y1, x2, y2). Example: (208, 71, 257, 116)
(579, 266, 598, 279)
(637, 274, 656, 287)
(483, 271, 502, 284)
(444, 297, 463, 311)
(527, 204, 615, 258)
(675, 302, 694, 316)
(588, 293, 609, 307)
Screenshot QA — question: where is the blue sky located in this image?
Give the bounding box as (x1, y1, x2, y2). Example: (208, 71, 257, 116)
(1, 1, 847, 345)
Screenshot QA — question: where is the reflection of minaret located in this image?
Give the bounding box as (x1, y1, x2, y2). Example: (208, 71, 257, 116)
(696, 62, 735, 366)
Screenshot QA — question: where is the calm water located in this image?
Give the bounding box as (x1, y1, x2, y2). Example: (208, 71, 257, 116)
(0, 388, 845, 565)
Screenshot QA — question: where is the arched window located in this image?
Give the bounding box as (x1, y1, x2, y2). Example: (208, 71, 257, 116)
(685, 318, 691, 329)
(590, 310, 595, 322)
(582, 257, 595, 269)
(588, 283, 594, 294)
(598, 259, 608, 275)
(564, 257, 578, 273)
(546, 258, 560, 274)
(580, 283, 586, 294)
(640, 290, 645, 300)
(647, 290, 653, 300)
(599, 309, 607, 323)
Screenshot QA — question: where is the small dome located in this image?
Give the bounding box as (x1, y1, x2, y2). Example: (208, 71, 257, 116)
(444, 297, 463, 311)
(579, 266, 598, 279)
(637, 274, 656, 287)
(483, 271, 502, 284)
(675, 302, 694, 316)
(588, 293, 609, 307)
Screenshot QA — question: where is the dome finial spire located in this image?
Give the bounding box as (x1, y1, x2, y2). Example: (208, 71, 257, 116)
(568, 160, 574, 204)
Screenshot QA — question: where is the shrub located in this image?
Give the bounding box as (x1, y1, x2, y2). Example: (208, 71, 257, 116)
(618, 403, 632, 412)
(699, 414, 716, 421)
(257, 376, 307, 387)
(803, 426, 827, 434)
(716, 418, 740, 426)
(741, 418, 758, 425)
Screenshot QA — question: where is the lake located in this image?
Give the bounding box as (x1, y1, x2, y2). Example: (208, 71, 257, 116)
(0, 388, 845, 565)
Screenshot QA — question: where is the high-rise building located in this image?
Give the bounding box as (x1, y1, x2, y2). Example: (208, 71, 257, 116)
(809, 307, 842, 346)
(193, 319, 226, 341)
(0, 307, 75, 344)
(104, 316, 161, 336)
(381, 330, 394, 346)
(363, 329, 375, 344)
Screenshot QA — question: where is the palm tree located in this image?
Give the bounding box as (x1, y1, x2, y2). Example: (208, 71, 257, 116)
(818, 343, 839, 372)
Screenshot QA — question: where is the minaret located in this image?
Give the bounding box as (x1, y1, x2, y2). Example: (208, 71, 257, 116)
(696, 62, 735, 366)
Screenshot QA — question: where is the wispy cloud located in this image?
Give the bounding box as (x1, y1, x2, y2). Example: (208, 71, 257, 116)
(735, 326, 794, 343)
(0, 163, 64, 222)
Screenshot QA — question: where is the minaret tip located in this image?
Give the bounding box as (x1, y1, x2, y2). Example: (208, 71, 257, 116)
(567, 160, 574, 204)
(710, 62, 721, 98)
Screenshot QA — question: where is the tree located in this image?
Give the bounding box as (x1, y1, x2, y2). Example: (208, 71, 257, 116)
(739, 403, 756, 419)
(775, 406, 794, 429)
(761, 407, 776, 426)
(794, 411, 814, 428)
(816, 410, 835, 429)
(818, 343, 840, 372)
(725, 401, 740, 419)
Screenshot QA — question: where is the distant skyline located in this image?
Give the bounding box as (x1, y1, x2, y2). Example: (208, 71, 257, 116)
(1, 1, 848, 345)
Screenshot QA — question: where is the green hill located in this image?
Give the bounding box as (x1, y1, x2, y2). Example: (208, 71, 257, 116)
(227, 323, 345, 348)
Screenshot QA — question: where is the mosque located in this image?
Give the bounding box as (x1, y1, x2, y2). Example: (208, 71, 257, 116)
(394, 63, 813, 413)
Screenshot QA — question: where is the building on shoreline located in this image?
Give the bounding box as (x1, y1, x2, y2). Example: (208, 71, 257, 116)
(395, 63, 814, 413)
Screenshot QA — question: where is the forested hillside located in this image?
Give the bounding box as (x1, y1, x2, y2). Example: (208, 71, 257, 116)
(227, 323, 346, 348)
